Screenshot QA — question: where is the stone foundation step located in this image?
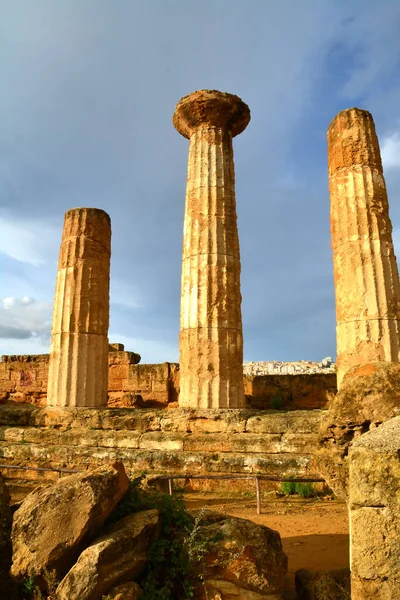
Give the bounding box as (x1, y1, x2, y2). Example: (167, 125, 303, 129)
(0, 427, 320, 454)
(0, 442, 318, 479)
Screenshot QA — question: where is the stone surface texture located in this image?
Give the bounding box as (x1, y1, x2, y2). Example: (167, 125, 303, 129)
(0, 474, 14, 599)
(294, 568, 350, 600)
(174, 90, 250, 408)
(327, 108, 400, 387)
(11, 462, 129, 582)
(56, 509, 160, 600)
(193, 511, 287, 599)
(317, 362, 400, 500)
(349, 416, 400, 599)
(107, 582, 143, 600)
(47, 208, 111, 407)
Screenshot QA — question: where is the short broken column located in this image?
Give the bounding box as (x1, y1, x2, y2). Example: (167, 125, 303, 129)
(47, 208, 111, 407)
(349, 416, 400, 599)
(327, 108, 400, 387)
(173, 90, 250, 408)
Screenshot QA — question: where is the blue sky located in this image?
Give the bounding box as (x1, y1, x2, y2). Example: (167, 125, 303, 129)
(1, 0, 400, 363)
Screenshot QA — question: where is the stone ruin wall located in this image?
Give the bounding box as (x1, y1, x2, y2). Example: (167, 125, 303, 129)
(0, 404, 324, 497)
(0, 352, 336, 410)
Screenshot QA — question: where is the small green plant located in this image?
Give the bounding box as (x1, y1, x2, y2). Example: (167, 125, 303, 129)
(21, 569, 58, 600)
(107, 475, 202, 599)
(279, 480, 316, 498)
(23, 577, 36, 593)
(280, 480, 296, 495)
(295, 482, 315, 498)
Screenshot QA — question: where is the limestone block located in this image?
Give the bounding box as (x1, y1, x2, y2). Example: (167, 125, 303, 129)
(183, 434, 233, 452)
(139, 431, 185, 451)
(246, 411, 323, 434)
(192, 511, 287, 599)
(350, 506, 400, 580)
(11, 462, 129, 582)
(0, 427, 25, 442)
(96, 431, 141, 449)
(350, 575, 400, 600)
(56, 509, 160, 600)
(349, 447, 400, 508)
(187, 409, 248, 433)
(349, 416, 400, 598)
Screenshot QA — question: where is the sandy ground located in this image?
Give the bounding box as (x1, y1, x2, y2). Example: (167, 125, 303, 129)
(184, 495, 349, 599)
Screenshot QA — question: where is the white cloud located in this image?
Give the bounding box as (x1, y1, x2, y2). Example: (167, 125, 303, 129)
(2, 296, 34, 310)
(0, 296, 52, 341)
(382, 133, 400, 170)
(0, 213, 59, 267)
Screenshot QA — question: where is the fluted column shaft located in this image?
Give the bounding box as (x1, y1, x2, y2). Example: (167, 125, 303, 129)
(47, 208, 111, 407)
(174, 90, 250, 408)
(328, 108, 400, 387)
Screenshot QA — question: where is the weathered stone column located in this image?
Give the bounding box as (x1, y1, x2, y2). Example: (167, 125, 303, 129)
(349, 416, 400, 599)
(47, 208, 111, 407)
(173, 90, 250, 408)
(327, 108, 400, 387)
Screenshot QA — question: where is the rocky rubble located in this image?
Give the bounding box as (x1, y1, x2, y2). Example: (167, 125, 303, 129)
(4, 462, 288, 599)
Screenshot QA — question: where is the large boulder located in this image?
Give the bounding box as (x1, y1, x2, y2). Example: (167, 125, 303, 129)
(11, 462, 129, 583)
(316, 363, 400, 500)
(192, 511, 287, 599)
(295, 568, 350, 600)
(0, 474, 15, 599)
(56, 509, 160, 600)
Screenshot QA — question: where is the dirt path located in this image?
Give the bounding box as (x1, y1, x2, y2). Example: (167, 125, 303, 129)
(184, 495, 349, 599)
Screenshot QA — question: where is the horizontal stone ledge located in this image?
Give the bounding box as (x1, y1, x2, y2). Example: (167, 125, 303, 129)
(0, 444, 315, 477)
(0, 427, 320, 454)
(0, 404, 325, 433)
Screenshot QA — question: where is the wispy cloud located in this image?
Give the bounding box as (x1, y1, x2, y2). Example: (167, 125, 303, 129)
(0, 213, 59, 267)
(0, 296, 52, 340)
(382, 132, 400, 170)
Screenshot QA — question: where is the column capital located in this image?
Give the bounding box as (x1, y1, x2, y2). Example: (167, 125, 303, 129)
(173, 89, 250, 139)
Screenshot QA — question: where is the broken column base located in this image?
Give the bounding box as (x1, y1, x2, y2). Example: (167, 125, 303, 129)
(316, 362, 400, 500)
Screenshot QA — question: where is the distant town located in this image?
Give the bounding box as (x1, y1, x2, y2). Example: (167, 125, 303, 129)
(243, 357, 335, 376)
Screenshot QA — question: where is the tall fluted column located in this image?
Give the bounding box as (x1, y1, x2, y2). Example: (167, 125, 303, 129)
(328, 108, 400, 387)
(47, 208, 111, 407)
(173, 90, 250, 408)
